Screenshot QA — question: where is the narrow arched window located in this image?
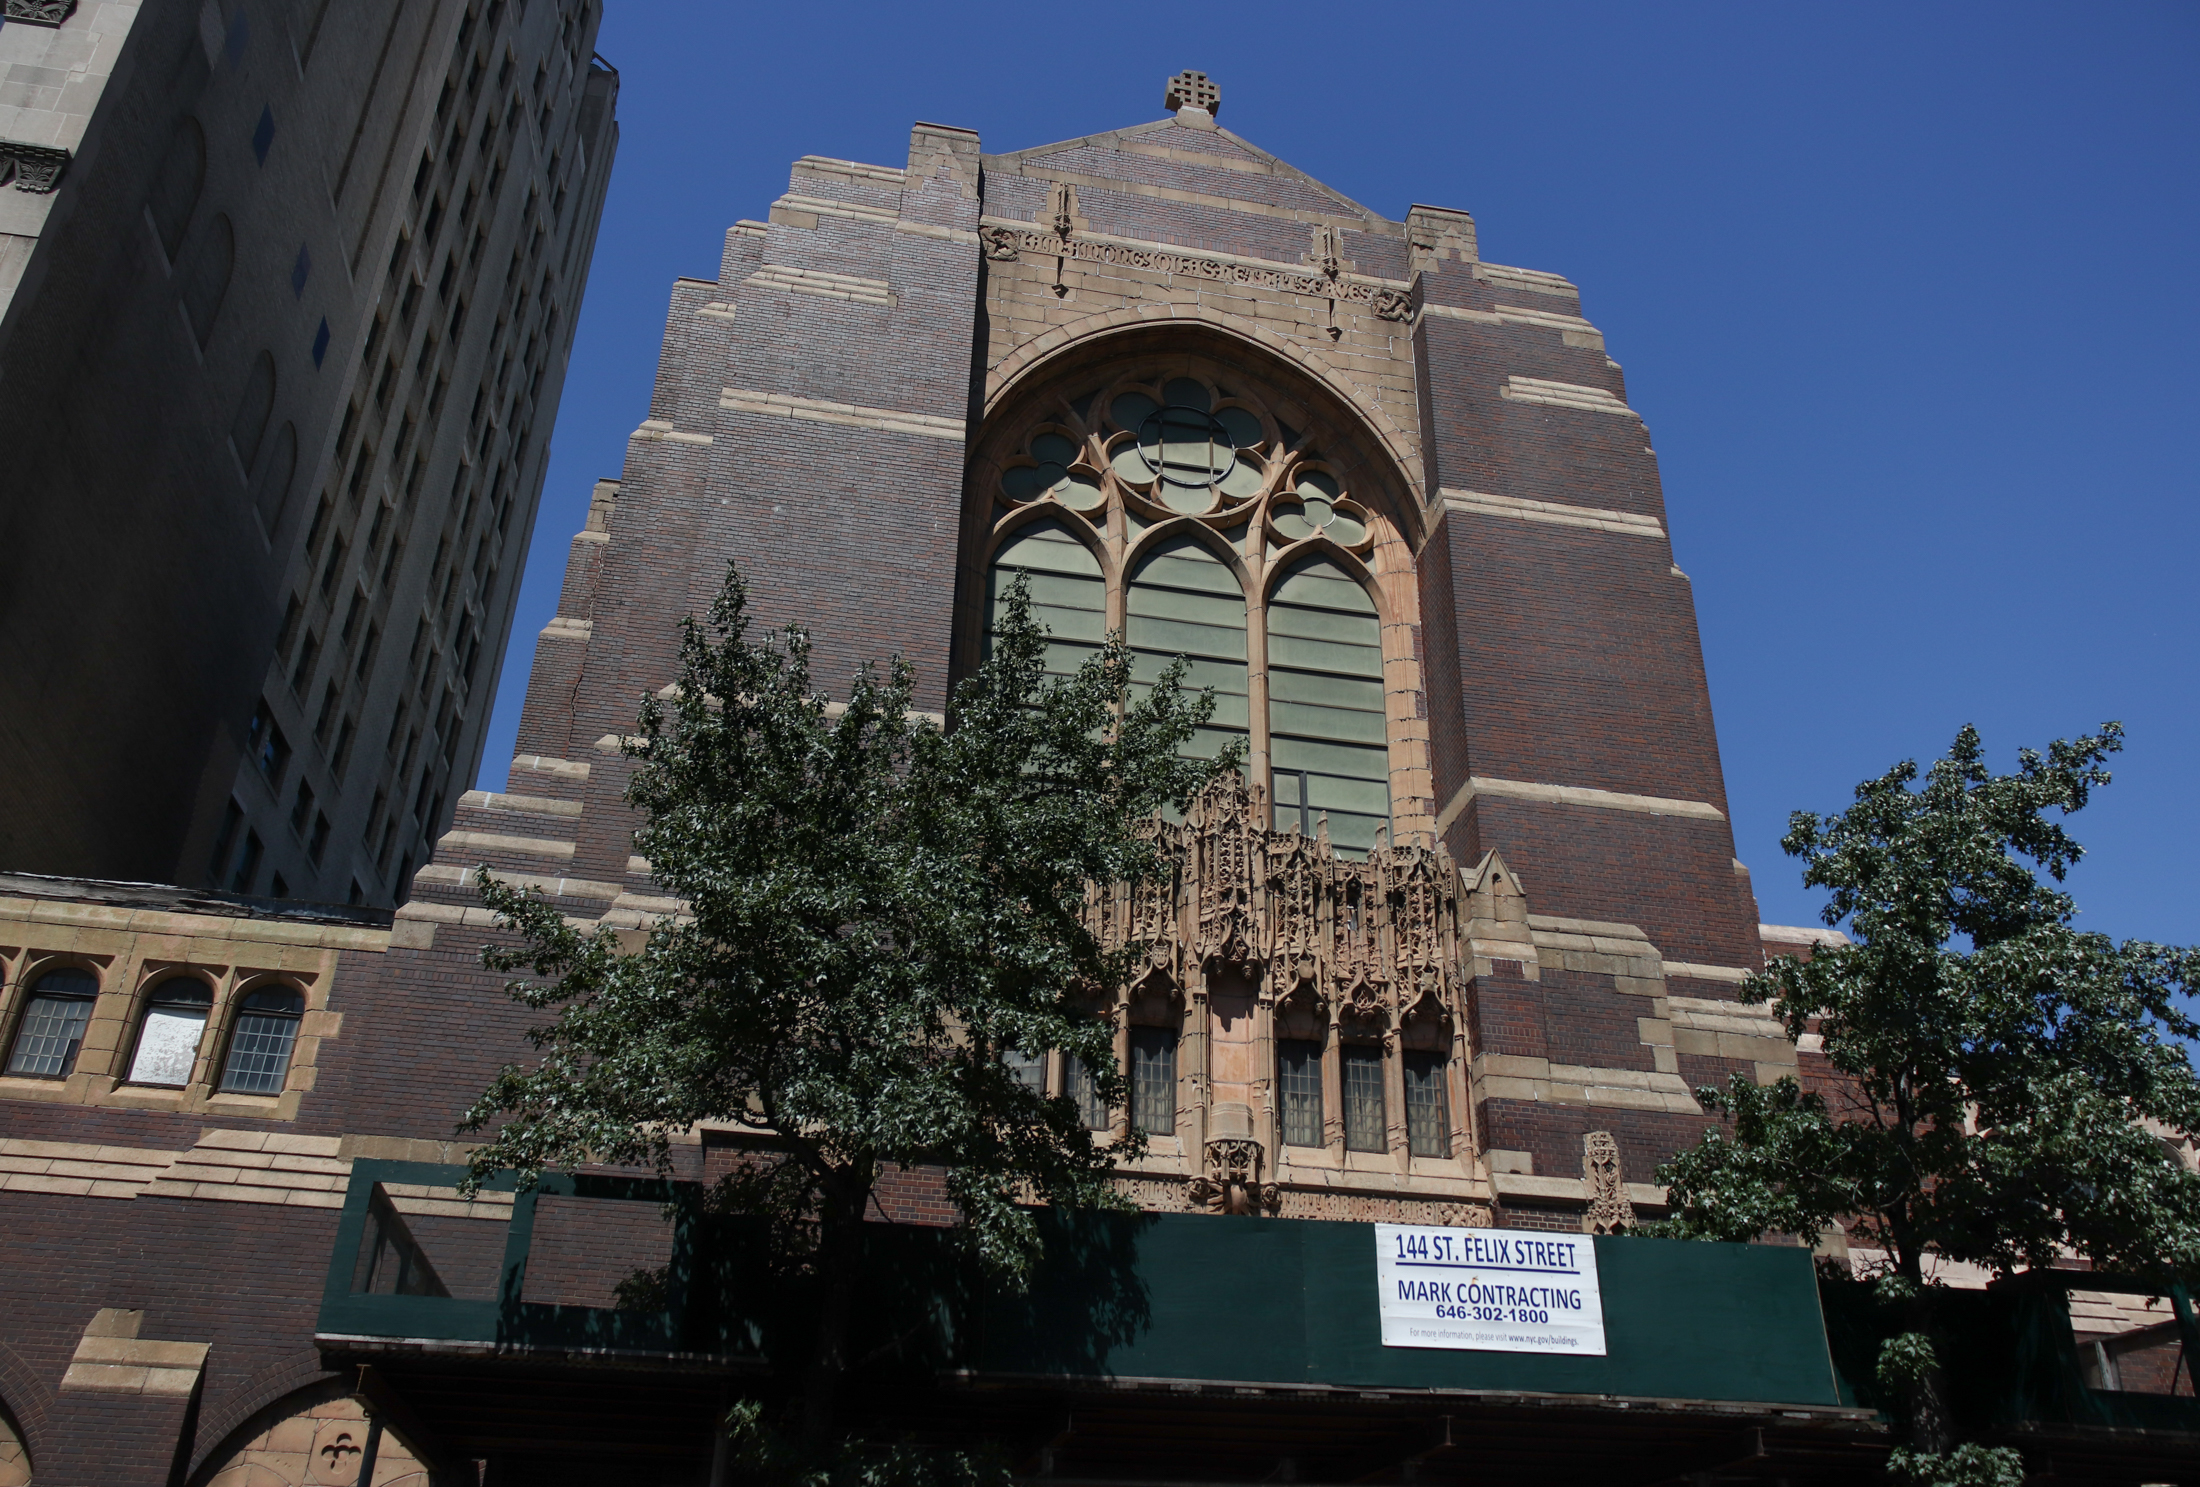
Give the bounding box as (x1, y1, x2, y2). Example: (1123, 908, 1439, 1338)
(147, 117, 206, 262)
(126, 977, 213, 1086)
(1267, 554, 1388, 855)
(219, 985, 304, 1094)
(1126, 535, 1247, 763)
(5, 967, 99, 1078)
(180, 213, 234, 350)
(231, 352, 277, 475)
(984, 518, 1102, 679)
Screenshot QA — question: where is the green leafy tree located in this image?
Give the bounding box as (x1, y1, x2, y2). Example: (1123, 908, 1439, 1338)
(1649, 723, 2200, 1474)
(460, 567, 1229, 1455)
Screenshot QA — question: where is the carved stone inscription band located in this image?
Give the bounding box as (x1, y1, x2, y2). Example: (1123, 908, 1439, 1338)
(981, 225, 1415, 322)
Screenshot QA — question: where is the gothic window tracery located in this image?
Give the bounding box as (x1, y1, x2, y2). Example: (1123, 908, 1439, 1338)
(979, 361, 1390, 854)
(971, 354, 1468, 1198)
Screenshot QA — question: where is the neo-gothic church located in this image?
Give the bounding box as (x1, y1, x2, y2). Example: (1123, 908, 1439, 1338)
(5, 70, 2081, 1487)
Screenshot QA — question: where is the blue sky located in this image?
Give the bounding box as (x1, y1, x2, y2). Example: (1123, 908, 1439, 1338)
(480, 0, 2199, 946)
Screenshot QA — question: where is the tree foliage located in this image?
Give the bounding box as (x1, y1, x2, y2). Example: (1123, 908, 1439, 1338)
(1647, 723, 2200, 1464)
(459, 566, 1228, 1440)
(1651, 722, 2200, 1282)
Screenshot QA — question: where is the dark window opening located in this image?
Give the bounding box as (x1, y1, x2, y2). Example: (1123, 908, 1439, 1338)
(1130, 1026, 1176, 1137)
(1404, 1051, 1450, 1158)
(1342, 1044, 1385, 1152)
(1278, 1038, 1324, 1147)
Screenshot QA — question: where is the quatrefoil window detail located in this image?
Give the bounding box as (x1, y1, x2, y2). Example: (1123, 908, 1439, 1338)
(999, 428, 1104, 513)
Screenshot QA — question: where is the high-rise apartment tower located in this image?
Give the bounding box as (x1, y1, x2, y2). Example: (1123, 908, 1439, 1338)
(0, 0, 618, 908)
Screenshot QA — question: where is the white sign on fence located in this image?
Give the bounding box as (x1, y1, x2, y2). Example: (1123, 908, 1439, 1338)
(1374, 1224, 1607, 1356)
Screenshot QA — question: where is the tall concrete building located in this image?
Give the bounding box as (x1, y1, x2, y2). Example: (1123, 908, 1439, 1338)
(0, 0, 618, 908)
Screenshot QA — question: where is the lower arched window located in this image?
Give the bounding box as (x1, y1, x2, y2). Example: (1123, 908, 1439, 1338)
(5, 966, 99, 1078)
(126, 976, 213, 1086)
(219, 985, 304, 1094)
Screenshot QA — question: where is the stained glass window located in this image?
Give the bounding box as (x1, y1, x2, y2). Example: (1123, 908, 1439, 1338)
(4, 967, 98, 1078)
(1278, 1038, 1324, 1147)
(219, 985, 305, 1095)
(1342, 1043, 1386, 1152)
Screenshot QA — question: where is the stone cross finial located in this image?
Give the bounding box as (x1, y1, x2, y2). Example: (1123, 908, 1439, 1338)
(1164, 70, 1221, 119)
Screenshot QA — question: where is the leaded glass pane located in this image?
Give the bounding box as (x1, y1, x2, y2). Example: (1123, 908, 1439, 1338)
(986, 519, 1106, 681)
(1267, 556, 1389, 856)
(220, 1002, 301, 1094)
(1342, 1044, 1385, 1152)
(1065, 1054, 1108, 1130)
(1127, 536, 1248, 765)
(1130, 1026, 1176, 1136)
(1405, 1050, 1449, 1158)
(1278, 1039, 1324, 1147)
(6, 976, 96, 1078)
(1003, 1047, 1044, 1094)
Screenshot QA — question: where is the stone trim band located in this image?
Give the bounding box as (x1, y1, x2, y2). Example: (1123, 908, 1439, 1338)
(1436, 775, 1727, 835)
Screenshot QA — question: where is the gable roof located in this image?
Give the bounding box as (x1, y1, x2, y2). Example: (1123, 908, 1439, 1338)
(984, 116, 1399, 235)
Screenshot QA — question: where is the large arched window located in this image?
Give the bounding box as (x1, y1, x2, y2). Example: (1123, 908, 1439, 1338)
(984, 518, 1102, 679)
(1126, 535, 1246, 764)
(1267, 554, 1387, 855)
(974, 361, 1402, 855)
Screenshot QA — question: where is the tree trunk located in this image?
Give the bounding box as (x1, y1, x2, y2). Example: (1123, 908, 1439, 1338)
(1896, 1245, 1957, 1455)
(799, 1169, 871, 1452)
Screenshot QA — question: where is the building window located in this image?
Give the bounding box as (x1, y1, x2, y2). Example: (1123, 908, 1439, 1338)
(1278, 1038, 1324, 1147)
(978, 366, 1398, 857)
(126, 977, 213, 1087)
(1267, 554, 1389, 855)
(219, 985, 305, 1094)
(1404, 1050, 1449, 1159)
(5, 967, 99, 1078)
(1003, 1047, 1043, 1095)
(1065, 1053, 1107, 1130)
(1342, 1043, 1385, 1152)
(1129, 1026, 1176, 1136)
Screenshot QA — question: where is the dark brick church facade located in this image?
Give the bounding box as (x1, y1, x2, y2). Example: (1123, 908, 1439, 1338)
(0, 74, 1863, 1484)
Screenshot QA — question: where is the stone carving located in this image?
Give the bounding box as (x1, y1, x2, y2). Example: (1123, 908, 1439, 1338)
(1190, 771, 1260, 974)
(976, 225, 1401, 311)
(0, 141, 70, 193)
(1090, 771, 1466, 1032)
(1582, 1130, 1636, 1236)
(4, 0, 76, 23)
(1272, 1190, 1494, 1226)
(1373, 289, 1413, 322)
(1186, 1137, 1279, 1215)
(1164, 69, 1221, 117)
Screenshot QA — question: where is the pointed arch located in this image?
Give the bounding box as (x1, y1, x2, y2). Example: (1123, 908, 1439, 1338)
(1126, 532, 1247, 763)
(983, 516, 1105, 684)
